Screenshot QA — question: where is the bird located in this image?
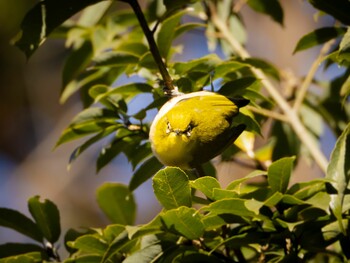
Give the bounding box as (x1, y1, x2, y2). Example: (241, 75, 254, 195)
(149, 91, 249, 170)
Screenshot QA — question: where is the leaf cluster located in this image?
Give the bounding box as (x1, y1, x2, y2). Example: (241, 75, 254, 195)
(2, 0, 350, 262)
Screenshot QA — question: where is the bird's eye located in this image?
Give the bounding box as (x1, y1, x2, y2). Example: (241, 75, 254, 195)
(166, 122, 171, 134)
(186, 124, 192, 137)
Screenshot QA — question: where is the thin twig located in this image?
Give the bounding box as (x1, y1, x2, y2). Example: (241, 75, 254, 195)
(293, 39, 336, 111)
(207, 1, 328, 173)
(246, 105, 289, 123)
(126, 0, 175, 93)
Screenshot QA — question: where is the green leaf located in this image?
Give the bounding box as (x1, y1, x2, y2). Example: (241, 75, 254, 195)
(173, 54, 221, 75)
(126, 215, 163, 240)
(0, 243, 45, 259)
(202, 198, 257, 217)
(62, 40, 93, 88)
(68, 235, 108, 255)
(161, 207, 204, 240)
(268, 157, 295, 194)
(287, 179, 328, 200)
(129, 156, 164, 192)
(28, 196, 61, 244)
(157, 11, 185, 59)
(174, 23, 206, 39)
(326, 123, 350, 234)
(163, 0, 199, 11)
(247, 0, 284, 25)
(103, 225, 125, 243)
(190, 176, 221, 200)
(14, 0, 104, 57)
(64, 255, 102, 263)
(68, 125, 119, 168)
(338, 27, 350, 63)
(93, 52, 140, 68)
(122, 241, 164, 263)
(96, 183, 136, 225)
(98, 83, 153, 103)
(55, 108, 118, 147)
(294, 27, 346, 54)
(226, 169, 267, 191)
(271, 121, 300, 160)
(0, 252, 43, 263)
(218, 77, 258, 97)
(242, 57, 280, 80)
(96, 136, 131, 173)
(0, 208, 42, 242)
(100, 230, 130, 263)
(77, 1, 112, 27)
(153, 167, 192, 210)
(308, 0, 350, 25)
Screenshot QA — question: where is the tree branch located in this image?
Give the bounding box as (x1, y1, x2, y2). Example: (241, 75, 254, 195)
(207, 2, 328, 173)
(126, 0, 175, 94)
(293, 39, 336, 111)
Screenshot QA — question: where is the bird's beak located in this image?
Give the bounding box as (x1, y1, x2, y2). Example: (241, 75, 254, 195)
(174, 129, 181, 135)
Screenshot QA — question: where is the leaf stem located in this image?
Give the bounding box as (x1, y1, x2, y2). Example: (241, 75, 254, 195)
(126, 0, 175, 94)
(207, 2, 328, 173)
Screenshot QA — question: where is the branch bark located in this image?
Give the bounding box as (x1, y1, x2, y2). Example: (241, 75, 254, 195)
(207, 2, 328, 173)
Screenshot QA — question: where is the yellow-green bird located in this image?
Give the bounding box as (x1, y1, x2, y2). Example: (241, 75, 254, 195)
(149, 91, 249, 169)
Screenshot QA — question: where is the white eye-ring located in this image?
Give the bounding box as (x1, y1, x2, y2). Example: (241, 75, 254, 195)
(186, 125, 192, 137)
(166, 122, 171, 134)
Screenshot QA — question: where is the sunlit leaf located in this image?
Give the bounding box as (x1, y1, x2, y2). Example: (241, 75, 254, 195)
(190, 176, 221, 200)
(68, 235, 108, 255)
(153, 167, 192, 210)
(326, 123, 350, 233)
(161, 206, 204, 240)
(268, 157, 295, 194)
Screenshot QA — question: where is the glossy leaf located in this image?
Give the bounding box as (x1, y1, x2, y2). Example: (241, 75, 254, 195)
(190, 176, 221, 200)
(152, 167, 192, 210)
(28, 196, 61, 244)
(247, 0, 284, 25)
(96, 183, 136, 225)
(326, 123, 350, 233)
(0, 208, 42, 242)
(294, 27, 346, 53)
(129, 156, 163, 192)
(14, 0, 103, 57)
(161, 206, 204, 240)
(287, 179, 328, 200)
(157, 11, 184, 59)
(68, 235, 108, 255)
(202, 198, 257, 217)
(268, 157, 295, 194)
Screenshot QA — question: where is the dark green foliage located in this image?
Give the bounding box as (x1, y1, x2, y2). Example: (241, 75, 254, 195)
(3, 0, 350, 262)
